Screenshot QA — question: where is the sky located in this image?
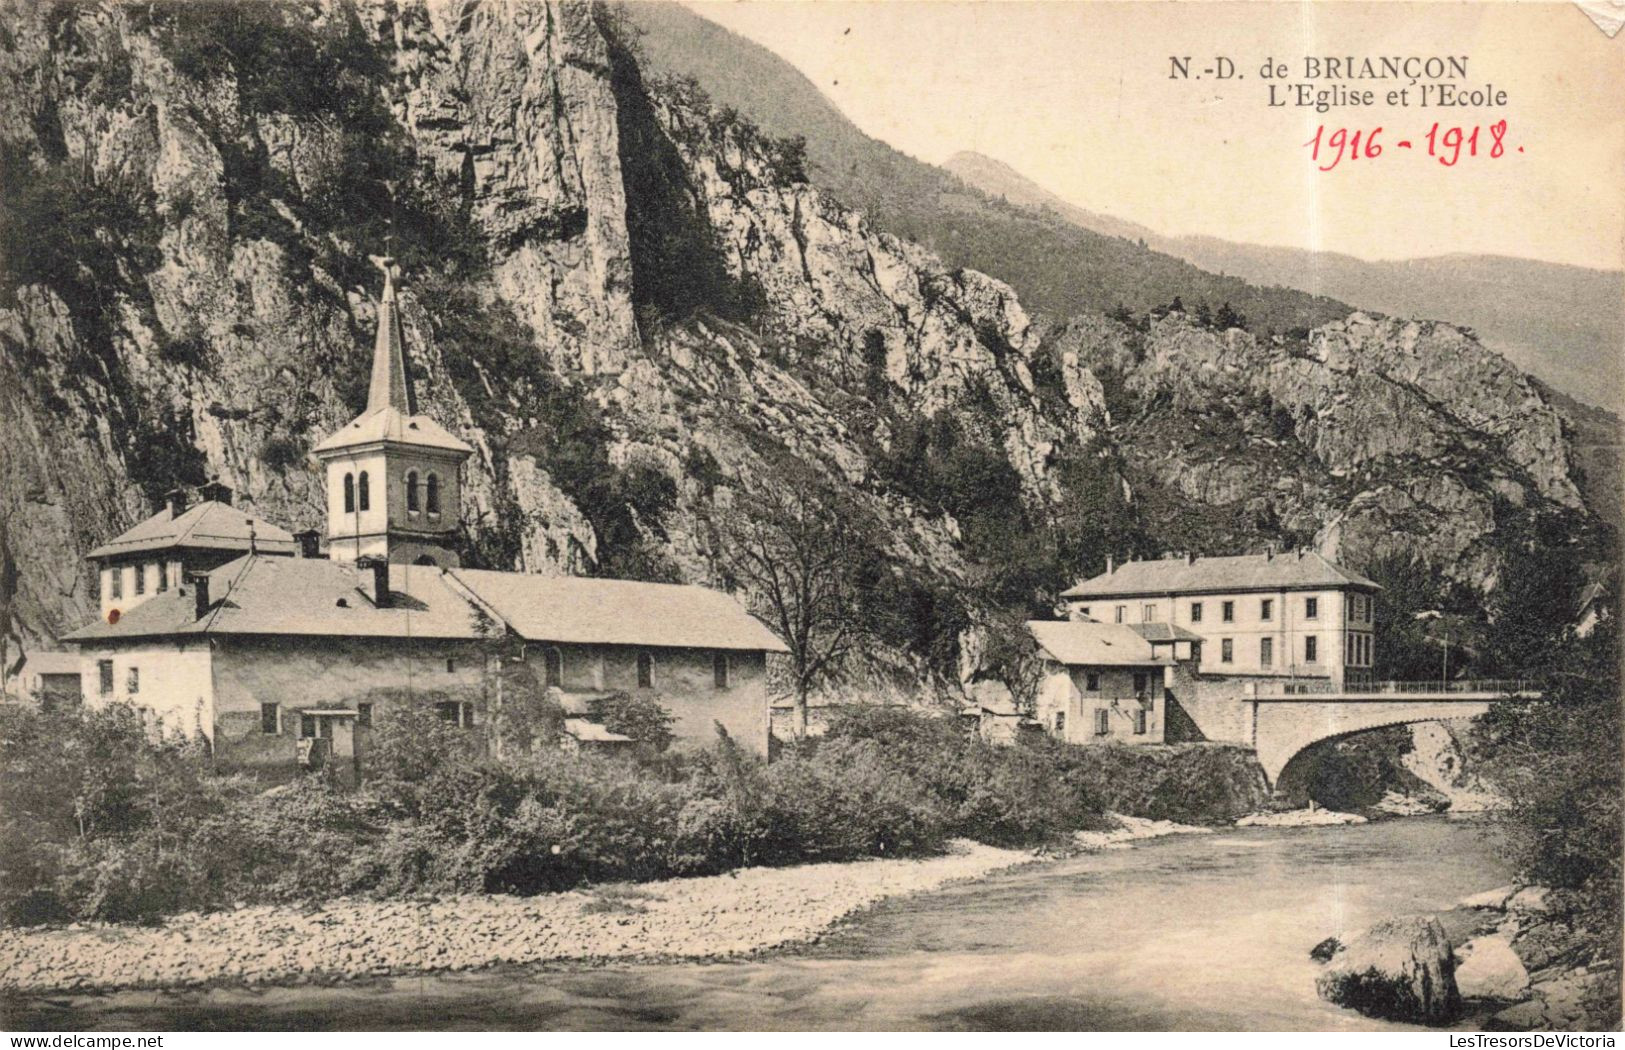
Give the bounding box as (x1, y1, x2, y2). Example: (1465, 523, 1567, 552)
(684, 1, 1624, 270)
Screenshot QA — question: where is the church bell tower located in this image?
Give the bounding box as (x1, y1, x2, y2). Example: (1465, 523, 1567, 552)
(311, 259, 474, 567)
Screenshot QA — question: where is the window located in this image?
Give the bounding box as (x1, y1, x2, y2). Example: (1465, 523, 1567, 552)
(98, 660, 113, 695)
(109, 569, 122, 600)
(1054, 711, 1065, 733)
(1133, 672, 1148, 695)
(357, 471, 370, 512)
(300, 713, 317, 738)
(1260, 598, 1272, 620)
(1305, 596, 1319, 619)
(1094, 708, 1110, 736)
(406, 471, 420, 512)
(260, 703, 280, 735)
(1077, 606, 1090, 619)
(1221, 601, 1235, 623)
(1085, 672, 1100, 691)
(126, 667, 139, 694)
(637, 651, 654, 689)
(544, 647, 563, 688)
(1142, 604, 1156, 623)
(434, 701, 474, 727)
(157, 562, 168, 593)
(1190, 602, 1203, 623)
(1134, 706, 1149, 735)
(357, 702, 373, 728)
(1261, 637, 1274, 667)
(713, 652, 730, 688)
(1305, 635, 1319, 662)
(343, 473, 355, 514)
(134, 566, 145, 595)
(426, 474, 440, 515)
(1221, 638, 1234, 663)
(1114, 605, 1126, 624)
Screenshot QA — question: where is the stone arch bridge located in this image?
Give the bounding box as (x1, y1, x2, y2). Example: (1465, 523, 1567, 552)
(1247, 681, 1543, 786)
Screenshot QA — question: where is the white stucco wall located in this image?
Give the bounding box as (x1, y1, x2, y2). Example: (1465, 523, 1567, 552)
(1072, 585, 1374, 684)
(80, 640, 215, 740)
(323, 447, 464, 566)
(210, 635, 490, 776)
(1033, 663, 1167, 745)
(521, 642, 769, 755)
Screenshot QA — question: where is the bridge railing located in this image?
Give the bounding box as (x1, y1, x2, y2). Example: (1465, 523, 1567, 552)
(1254, 678, 1540, 698)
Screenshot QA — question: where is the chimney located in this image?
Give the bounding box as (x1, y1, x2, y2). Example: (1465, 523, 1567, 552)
(1186, 551, 1196, 565)
(189, 573, 212, 620)
(198, 481, 233, 506)
(165, 487, 189, 518)
(294, 529, 321, 559)
(1106, 554, 1115, 575)
(1265, 544, 1275, 562)
(1297, 548, 1306, 560)
(357, 555, 391, 609)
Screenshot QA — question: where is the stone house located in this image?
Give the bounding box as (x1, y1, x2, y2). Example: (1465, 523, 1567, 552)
(446, 569, 785, 753)
(87, 483, 298, 625)
(5, 651, 83, 710)
(1061, 551, 1380, 689)
(62, 263, 787, 777)
(1027, 619, 1201, 745)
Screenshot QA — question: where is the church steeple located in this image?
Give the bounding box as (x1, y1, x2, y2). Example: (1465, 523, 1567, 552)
(366, 258, 416, 416)
(310, 257, 474, 569)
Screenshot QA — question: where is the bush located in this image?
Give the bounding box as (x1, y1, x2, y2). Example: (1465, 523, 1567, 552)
(758, 737, 946, 861)
(588, 690, 676, 756)
(821, 705, 1111, 846)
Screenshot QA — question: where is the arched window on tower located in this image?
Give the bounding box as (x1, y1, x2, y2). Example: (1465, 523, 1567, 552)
(357, 471, 370, 512)
(343, 473, 355, 514)
(426, 473, 441, 515)
(406, 471, 420, 513)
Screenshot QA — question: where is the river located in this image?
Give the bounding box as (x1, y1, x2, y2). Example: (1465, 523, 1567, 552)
(3, 815, 1509, 1031)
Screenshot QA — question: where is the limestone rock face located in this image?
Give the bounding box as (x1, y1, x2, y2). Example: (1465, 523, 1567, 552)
(1314, 916, 1462, 1024)
(1050, 306, 1593, 593)
(1455, 935, 1531, 1001)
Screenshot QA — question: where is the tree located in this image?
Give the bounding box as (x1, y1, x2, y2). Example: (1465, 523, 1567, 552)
(1474, 605, 1621, 971)
(710, 456, 878, 737)
(1215, 302, 1247, 331)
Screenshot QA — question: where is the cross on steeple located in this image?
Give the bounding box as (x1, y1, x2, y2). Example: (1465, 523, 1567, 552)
(365, 255, 415, 415)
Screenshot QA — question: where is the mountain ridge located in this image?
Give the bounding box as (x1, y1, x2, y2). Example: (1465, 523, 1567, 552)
(941, 149, 1625, 413)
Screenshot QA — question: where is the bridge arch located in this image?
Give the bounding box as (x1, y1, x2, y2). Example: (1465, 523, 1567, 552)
(1251, 699, 1494, 787)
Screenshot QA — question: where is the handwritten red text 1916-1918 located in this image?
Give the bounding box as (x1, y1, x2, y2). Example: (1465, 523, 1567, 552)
(1304, 120, 1515, 171)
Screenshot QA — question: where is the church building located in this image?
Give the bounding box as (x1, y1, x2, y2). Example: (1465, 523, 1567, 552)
(65, 263, 786, 776)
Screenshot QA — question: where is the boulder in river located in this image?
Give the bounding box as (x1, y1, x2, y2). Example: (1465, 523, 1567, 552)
(1314, 916, 1461, 1024)
(1309, 936, 1343, 962)
(1454, 935, 1530, 1001)
(1458, 885, 1515, 911)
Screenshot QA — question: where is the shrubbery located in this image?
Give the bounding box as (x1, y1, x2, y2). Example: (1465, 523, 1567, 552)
(4, 699, 1210, 927)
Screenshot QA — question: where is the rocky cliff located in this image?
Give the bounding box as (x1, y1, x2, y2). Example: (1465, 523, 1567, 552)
(0, 0, 1605, 688)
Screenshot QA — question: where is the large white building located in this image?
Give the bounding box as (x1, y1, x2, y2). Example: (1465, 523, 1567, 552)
(65, 263, 787, 776)
(1060, 551, 1380, 689)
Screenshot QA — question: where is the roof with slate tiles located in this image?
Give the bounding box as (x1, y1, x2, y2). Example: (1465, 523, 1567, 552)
(1062, 551, 1379, 599)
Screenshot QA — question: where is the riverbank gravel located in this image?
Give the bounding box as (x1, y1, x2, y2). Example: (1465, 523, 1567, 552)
(0, 840, 1031, 995)
(1073, 813, 1212, 850)
(1235, 808, 1368, 827)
